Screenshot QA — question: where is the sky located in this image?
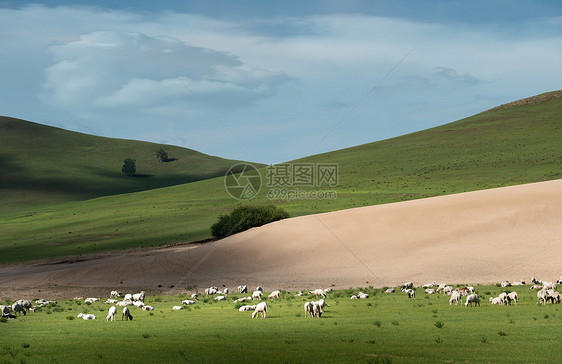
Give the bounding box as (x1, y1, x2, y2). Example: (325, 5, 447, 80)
(1, 1, 561, 164)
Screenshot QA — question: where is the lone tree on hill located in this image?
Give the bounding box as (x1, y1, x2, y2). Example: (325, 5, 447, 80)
(155, 146, 168, 162)
(122, 158, 136, 176)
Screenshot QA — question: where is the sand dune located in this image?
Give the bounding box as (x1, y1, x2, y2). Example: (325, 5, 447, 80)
(1, 179, 561, 299)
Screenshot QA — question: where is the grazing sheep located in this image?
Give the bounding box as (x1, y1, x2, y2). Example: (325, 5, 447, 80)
(251, 302, 267, 318)
(309, 289, 326, 298)
(106, 306, 117, 321)
(465, 294, 480, 307)
(489, 297, 502, 305)
(536, 289, 548, 305)
(105, 299, 118, 304)
(385, 288, 395, 293)
(214, 296, 226, 301)
(238, 285, 248, 294)
(436, 283, 448, 293)
(402, 282, 413, 290)
(530, 285, 543, 290)
(239, 305, 257, 312)
(268, 290, 281, 300)
(507, 292, 518, 305)
(318, 299, 327, 310)
(425, 288, 436, 294)
(11, 303, 26, 316)
(252, 291, 262, 301)
(467, 286, 475, 294)
(443, 286, 454, 295)
(501, 281, 512, 288)
(110, 290, 122, 298)
(132, 291, 145, 302)
(304, 302, 314, 317)
(449, 291, 462, 305)
(14, 300, 34, 313)
(0, 305, 11, 315)
(172, 306, 184, 310)
(403, 289, 415, 300)
(498, 292, 511, 305)
(312, 301, 323, 318)
(122, 307, 133, 321)
(542, 281, 557, 290)
(133, 301, 145, 308)
(256, 286, 263, 292)
(123, 294, 133, 302)
(546, 289, 561, 304)
(191, 293, 199, 301)
(142, 306, 154, 311)
(458, 287, 470, 296)
(77, 313, 97, 320)
(182, 300, 196, 305)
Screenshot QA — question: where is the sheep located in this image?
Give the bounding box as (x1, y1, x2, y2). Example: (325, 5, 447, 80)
(350, 295, 358, 300)
(530, 285, 543, 290)
(15, 300, 34, 313)
(251, 302, 267, 318)
(123, 294, 133, 302)
(205, 287, 218, 296)
(385, 288, 395, 293)
(106, 306, 117, 321)
(436, 283, 448, 292)
(214, 296, 226, 301)
(423, 282, 436, 288)
(536, 289, 548, 305)
(507, 292, 518, 305)
(234, 297, 252, 303)
(443, 286, 454, 295)
(357, 292, 369, 299)
(546, 289, 561, 304)
(403, 289, 415, 300)
(467, 286, 475, 294)
(142, 306, 154, 311)
(401, 282, 413, 290)
(512, 281, 525, 286)
(425, 288, 436, 294)
(11, 303, 26, 316)
(77, 313, 97, 320)
(295, 291, 304, 296)
(84, 298, 99, 304)
(116, 300, 133, 307)
(133, 301, 145, 308)
(182, 300, 196, 305)
(2, 313, 16, 319)
(542, 281, 557, 290)
(465, 294, 480, 307)
(458, 287, 470, 296)
(308, 289, 326, 298)
(268, 290, 281, 300)
(449, 291, 462, 305)
(223, 288, 229, 296)
(318, 299, 327, 310)
(172, 306, 184, 310)
(501, 281, 512, 288)
(489, 297, 502, 305)
(498, 292, 509, 305)
(191, 293, 199, 301)
(312, 301, 323, 318)
(256, 286, 263, 292)
(122, 307, 133, 321)
(531, 277, 542, 284)
(105, 299, 118, 304)
(323, 288, 333, 294)
(110, 290, 122, 298)
(304, 302, 314, 317)
(239, 305, 257, 312)
(238, 285, 248, 294)
(252, 291, 262, 301)
(0, 305, 11, 315)
(132, 291, 145, 302)
(557, 276, 562, 284)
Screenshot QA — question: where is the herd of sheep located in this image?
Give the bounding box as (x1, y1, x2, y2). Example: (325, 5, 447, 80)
(2, 276, 561, 322)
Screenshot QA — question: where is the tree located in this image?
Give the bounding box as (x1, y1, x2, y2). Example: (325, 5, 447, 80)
(155, 146, 168, 162)
(122, 158, 136, 176)
(210, 205, 289, 239)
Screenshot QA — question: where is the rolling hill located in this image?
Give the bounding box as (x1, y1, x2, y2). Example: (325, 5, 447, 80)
(0, 90, 561, 264)
(0, 116, 263, 213)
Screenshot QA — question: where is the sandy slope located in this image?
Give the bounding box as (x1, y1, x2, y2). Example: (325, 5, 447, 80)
(1, 180, 561, 299)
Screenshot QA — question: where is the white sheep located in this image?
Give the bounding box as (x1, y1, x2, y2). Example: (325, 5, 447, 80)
(385, 288, 395, 293)
(350, 295, 358, 299)
(465, 294, 480, 307)
(512, 281, 525, 286)
(256, 286, 263, 292)
(191, 293, 199, 301)
(309, 289, 326, 298)
(106, 306, 117, 321)
(172, 306, 184, 310)
(402, 282, 413, 290)
(498, 292, 509, 305)
(0, 305, 10, 315)
(251, 302, 267, 318)
(542, 281, 557, 290)
(182, 300, 196, 305)
(77, 313, 96, 320)
(531, 277, 542, 284)
(489, 297, 502, 305)
(252, 291, 262, 301)
(443, 286, 454, 295)
(105, 299, 118, 304)
(268, 290, 281, 300)
(422, 282, 436, 288)
(557, 276, 562, 284)
(436, 283, 447, 292)
(122, 307, 133, 320)
(546, 289, 561, 304)
(323, 288, 333, 294)
(238, 285, 248, 294)
(215, 296, 226, 301)
(239, 305, 256, 312)
(403, 289, 415, 300)
(84, 298, 99, 304)
(449, 291, 462, 305)
(223, 288, 229, 296)
(142, 306, 154, 311)
(501, 281, 512, 288)
(507, 292, 518, 305)
(312, 301, 323, 318)
(14, 300, 34, 313)
(123, 294, 133, 302)
(11, 302, 26, 316)
(110, 290, 122, 298)
(318, 299, 327, 310)
(357, 292, 369, 299)
(205, 287, 218, 296)
(304, 302, 314, 317)
(530, 285, 543, 290)
(536, 289, 548, 305)
(132, 291, 145, 302)
(234, 297, 251, 303)
(425, 288, 436, 294)
(133, 301, 145, 308)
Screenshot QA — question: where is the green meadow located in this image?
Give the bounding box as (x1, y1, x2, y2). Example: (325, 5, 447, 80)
(1, 285, 561, 363)
(0, 92, 561, 263)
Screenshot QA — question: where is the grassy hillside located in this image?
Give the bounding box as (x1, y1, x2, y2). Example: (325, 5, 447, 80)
(0, 116, 262, 213)
(1, 91, 561, 263)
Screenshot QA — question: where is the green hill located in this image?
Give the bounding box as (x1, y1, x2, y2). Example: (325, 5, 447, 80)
(0, 116, 262, 213)
(0, 90, 560, 264)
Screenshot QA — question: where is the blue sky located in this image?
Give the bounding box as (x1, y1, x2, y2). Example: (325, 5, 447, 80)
(1, 1, 561, 164)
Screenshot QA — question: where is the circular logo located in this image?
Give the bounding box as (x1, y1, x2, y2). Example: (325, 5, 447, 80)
(224, 163, 262, 200)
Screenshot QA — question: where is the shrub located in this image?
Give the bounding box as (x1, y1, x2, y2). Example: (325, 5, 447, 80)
(210, 205, 290, 239)
(498, 330, 507, 337)
(66, 315, 75, 320)
(434, 321, 444, 328)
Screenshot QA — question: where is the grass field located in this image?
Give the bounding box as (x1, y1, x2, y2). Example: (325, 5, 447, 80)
(0, 92, 561, 264)
(1, 285, 560, 363)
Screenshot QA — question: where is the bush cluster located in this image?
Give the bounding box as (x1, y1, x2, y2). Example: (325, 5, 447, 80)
(211, 205, 289, 239)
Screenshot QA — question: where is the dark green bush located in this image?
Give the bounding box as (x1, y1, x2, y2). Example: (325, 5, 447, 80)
(211, 205, 290, 239)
